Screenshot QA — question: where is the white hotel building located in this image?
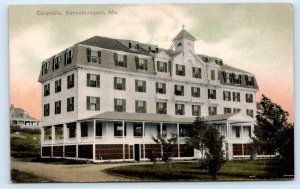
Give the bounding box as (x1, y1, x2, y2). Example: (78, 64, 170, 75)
(38, 28, 258, 162)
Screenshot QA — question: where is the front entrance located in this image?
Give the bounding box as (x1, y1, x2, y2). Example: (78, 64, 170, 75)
(134, 144, 140, 161)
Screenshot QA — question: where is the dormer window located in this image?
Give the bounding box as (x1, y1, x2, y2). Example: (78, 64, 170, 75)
(52, 56, 61, 71)
(215, 59, 223, 65)
(114, 53, 127, 68)
(245, 75, 255, 86)
(42, 62, 49, 75)
(86, 48, 101, 64)
(64, 49, 73, 66)
(202, 57, 209, 62)
(129, 42, 139, 51)
(135, 57, 148, 70)
(233, 74, 242, 85)
(223, 72, 232, 84)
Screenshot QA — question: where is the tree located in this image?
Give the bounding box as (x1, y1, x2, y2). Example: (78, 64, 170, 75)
(252, 95, 294, 175)
(152, 133, 177, 164)
(186, 116, 225, 180)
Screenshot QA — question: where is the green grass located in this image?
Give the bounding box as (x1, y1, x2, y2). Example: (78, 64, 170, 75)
(105, 160, 292, 181)
(11, 169, 54, 183)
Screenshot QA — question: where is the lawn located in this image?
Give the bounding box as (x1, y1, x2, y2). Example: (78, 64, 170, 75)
(105, 160, 292, 181)
(11, 169, 54, 183)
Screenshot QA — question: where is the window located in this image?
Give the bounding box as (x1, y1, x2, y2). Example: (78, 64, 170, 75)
(44, 104, 50, 116)
(157, 124, 167, 137)
(233, 108, 241, 113)
(233, 92, 240, 102)
(81, 123, 88, 137)
(135, 57, 148, 70)
(246, 94, 253, 103)
(235, 127, 240, 138)
(52, 56, 61, 71)
(114, 122, 126, 137)
(67, 74, 74, 89)
(86, 48, 101, 64)
(133, 123, 143, 137)
(87, 73, 100, 88)
(135, 100, 146, 113)
(114, 99, 126, 112)
(156, 82, 166, 94)
(224, 107, 232, 114)
(245, 75, 255, 86)
(64, 49, 73, 65)
(177, 42, 182, 47)
(44, 126, 51, 140)
(248, 126, 252, 137)
(179, 125, 187, 137)
(211, 70, 215, 80)
(114, 77, 126, 90)
(174, 85, 184, 96)
(192, 105, 201, 116)
(55, 101, 61, 114)
(67, 97, 74, 112)
(67, 122, 76, 138)
(96, 122, 102, 137)
(176, 64, 185, 76)
(192, 67, 201, 79)
(175, 104, 185, 115)
(114, 53, 127, 67)
(233, 74, 242, 85)
(191, 87, 200, 97)
(42, 62, 49, 75)
(55, 79, 61, 93)
(129, 42, 139, 50)
(223, 72, 232, 84)
(87, 96, 100, 111)
(246, 109, 254, 118)
(208, 106, 217, 115)
(156, 102, 167, 114)
(223, 91, 231, 101)
(157, 61, 168, 72)
(208, 89, 216, 99)
(44, 84, 50, 96)
(135, 80, 146, 92)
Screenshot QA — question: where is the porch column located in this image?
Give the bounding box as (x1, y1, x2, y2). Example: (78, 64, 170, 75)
(177, 123, 180, 158)
(76, 122, 80, 158)
(40, 126, 44, 157)
(63, 123, 66, 157)
(251, 123, 254, 137)
(51, 125, 55, 157)
(122, 121, 125, 160)
(160, 122, 163, 156)
(226, 121, 229, 138)
(142, 121, 145, 159)
(93, 120, 96, 161)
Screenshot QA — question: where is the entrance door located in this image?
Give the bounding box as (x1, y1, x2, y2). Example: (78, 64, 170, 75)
(134, 144, 140, 161)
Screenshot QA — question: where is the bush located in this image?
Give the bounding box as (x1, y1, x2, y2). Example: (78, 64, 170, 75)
(147, 150, 158, 164)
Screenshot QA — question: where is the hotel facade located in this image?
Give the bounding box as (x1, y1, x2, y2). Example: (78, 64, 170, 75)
(38, 28, 259, 162)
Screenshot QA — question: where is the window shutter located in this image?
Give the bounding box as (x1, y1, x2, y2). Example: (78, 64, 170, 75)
(87, 96, 90, 110)
(67, 98, 70, 111)
(135, 101, 138, 112)
(52, 58, 55, 71)
(87, 73, 90, 87)
(182, 86, 184, 96)
(155, 82, 158, 93)
(64, 52, 67, 66)
(114, 77, 117, 89)
(144, 101, 147, 113)
(164, 62, 167, 72)
(124, 55, 127, 67)
(129, 42, 131, 48)
(135, 56, 139, 69)
(122, 78, 126, 90)
(135, 80, 138, 91)
(96, 97, 100, 111)
(157, 62, 159, 71)
(86, 48, 91, 62)
(168, 61, 171, 75)
(123, 99, 126, 112)
(156, 103, 159, 113)
(97, 51, 101, 64)
(97, 75, 100, 88)
(143, 81, 146, 92)
(183, 65, 185, 76)
(113, 53, 118, 66)
(145, 59, 148, 70)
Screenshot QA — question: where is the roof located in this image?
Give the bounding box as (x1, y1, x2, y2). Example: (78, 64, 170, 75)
(205, 113, 255, 122)
(10, 106, 37, 121)
(173, 29, 196, 41)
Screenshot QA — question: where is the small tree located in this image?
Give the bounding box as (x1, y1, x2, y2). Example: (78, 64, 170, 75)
(147, 149, 158, 165)
(186, 116, 225, 180)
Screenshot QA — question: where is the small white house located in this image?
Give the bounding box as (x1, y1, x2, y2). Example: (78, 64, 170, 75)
(10, 104, 40, 129)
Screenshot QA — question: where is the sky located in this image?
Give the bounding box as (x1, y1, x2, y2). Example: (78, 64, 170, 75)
(9, 3, 293, 122)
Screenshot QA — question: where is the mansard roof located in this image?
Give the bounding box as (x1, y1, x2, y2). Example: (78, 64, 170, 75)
(173, 29, 196, 41)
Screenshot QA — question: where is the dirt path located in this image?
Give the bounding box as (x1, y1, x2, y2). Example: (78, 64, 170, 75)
(11, 159, 149, 182)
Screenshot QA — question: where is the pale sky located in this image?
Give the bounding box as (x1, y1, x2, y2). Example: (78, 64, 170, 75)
(9, 4, 293, 121)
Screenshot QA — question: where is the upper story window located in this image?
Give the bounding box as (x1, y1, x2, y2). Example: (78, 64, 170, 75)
(55, 100, 61, 114)
(176, 64, 185, 76)
(156, 102, 167, 114)
(208, 89, 216, 99)
(114, 77, 126, 90)
(246, 94, 253, 103)
(208, 106, 217, 115)
(114, 53, 127, 68)
(157, 61, 168, 73)
(81, 123, 88, 137)
(129, 42, 139, 51)
(52, 56, 61, 71)
(67, 74, 74, 89)
(233, 74, 242, 85)
(223, 72, 232, 84)
(135, 100, 146, 113)
(156, 82, 166, 94)
(223, 91, 231, 101)
(224, 107, 232, 114)
(87, 96, 100, 111)
(44, 83, 50, 96)
(135, 80, 146, 92)
(87, 73, 100, 88)
(192, 105, 201, 116)
(64, 49, 73, 66)
(135, 57, 148, 70)
(114, 122, 126, 137)
(86, 48, 101, 64)
(96, 122, 102, 137)
(55, 79, 61, 93)
(114, 98, 126, 112)
(174, 85, 184, 96)
(233, 92, 240, 102)
(235, 127, 240, 138)
(67, 123, 76, 138)
(67, 97, 74, 112)
(211, 70, 216, 80)
(44, 103, 50, 116)
(42, 62, 49, 75)
(246, 109, 254, 118)
(133, 123, 143, 137)
(192, 67, 201, 79)
(175, 104, 185, 115)
(245, 75, 255, 86)
(191, 87, 200, 98)
(233, 108, 241, 113)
